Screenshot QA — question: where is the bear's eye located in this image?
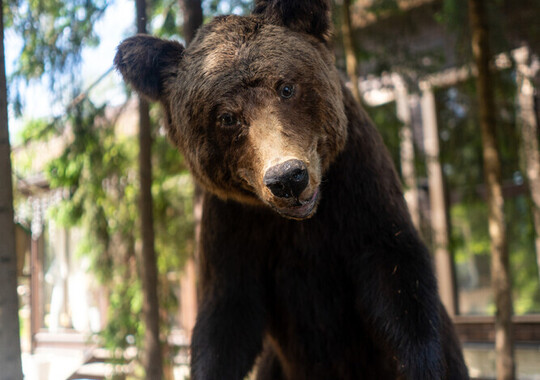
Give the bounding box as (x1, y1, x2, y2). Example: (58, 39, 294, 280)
(279, 84, 295, 99)
(219, 113, 238, 128)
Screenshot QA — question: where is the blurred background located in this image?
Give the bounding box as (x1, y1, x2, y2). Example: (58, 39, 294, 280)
(0, 0, 539, 379)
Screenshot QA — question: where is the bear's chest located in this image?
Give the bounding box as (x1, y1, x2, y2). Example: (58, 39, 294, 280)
(266, 243, 360, 342)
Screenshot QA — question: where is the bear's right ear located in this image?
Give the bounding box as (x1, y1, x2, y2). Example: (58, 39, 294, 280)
(114, 35, 185, 101)
(253, 0, 332, 42)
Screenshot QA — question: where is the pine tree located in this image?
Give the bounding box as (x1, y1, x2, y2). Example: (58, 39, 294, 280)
(468, 0, 515, 378)
(136, 0, 164, 378)
(0, 0, 23, 377)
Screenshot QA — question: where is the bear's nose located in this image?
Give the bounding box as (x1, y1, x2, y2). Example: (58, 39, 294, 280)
(263, 159, 309, 199)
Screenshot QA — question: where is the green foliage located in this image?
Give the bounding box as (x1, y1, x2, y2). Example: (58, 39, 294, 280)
(152, 0, 182, 38)
(436, 84, 483, 197)
(435, 70, 520, 197)
(153, 138, 194, 272)
(365, 102, 402, 172)
(437, 0, 468, 28)
(506, 195, 540, 315)
(5, 0, 108, 115)
(32, 98, 194, 353)
(6, 0, 107, 80)
(45, 101, 135, 279)
(18, 118, 57, 143)
(451, 196, 540, 315)
(436, 0, 469, 57)
(100, 276, 143, 352)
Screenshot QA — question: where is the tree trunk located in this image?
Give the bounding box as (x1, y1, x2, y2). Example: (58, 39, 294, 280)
(179, 0, 203, 331)
(0, 0, 24, 377)
(180, 0, 203, 45)
(341, 0, 362, 103)
(468, 1, 515, 379)
(513, 47, 540, 282)
(136, 0, 163, 378)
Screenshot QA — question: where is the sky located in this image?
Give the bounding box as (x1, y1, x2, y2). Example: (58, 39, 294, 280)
(5, 0, 135, 142)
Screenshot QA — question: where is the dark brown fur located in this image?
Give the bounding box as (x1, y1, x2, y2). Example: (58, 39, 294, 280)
(114, 1, 469, 379)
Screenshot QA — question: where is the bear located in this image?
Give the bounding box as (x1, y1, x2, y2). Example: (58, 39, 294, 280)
(114, 0, 469, 379)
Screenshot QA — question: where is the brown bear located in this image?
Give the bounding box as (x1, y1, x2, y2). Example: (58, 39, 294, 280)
(114, 1, 469, 379)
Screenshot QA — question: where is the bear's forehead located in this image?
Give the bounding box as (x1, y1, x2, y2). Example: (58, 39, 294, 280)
(183, 16, 326, 83)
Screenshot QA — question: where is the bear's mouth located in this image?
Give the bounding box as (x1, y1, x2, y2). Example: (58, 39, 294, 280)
(271, 188, 320, 220)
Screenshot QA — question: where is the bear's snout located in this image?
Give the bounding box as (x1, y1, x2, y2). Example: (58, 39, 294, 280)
(263, 159, 309, 200)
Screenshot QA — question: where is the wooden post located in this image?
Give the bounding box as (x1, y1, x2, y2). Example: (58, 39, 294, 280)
(513, 46, 540, 282)
(392, 74, 420, 230)
(420, 82, 456, 317)
(30, 236, 41, 353)
(180, 257, 198, 339)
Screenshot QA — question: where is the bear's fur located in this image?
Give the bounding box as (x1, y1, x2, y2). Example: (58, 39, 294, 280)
(114, 1, 469, 379)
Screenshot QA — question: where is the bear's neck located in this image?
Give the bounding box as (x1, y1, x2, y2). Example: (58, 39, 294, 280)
(316, 85, 417, 238)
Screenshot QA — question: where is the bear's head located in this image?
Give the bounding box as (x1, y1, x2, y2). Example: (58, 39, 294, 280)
(114, 0, 347, 220)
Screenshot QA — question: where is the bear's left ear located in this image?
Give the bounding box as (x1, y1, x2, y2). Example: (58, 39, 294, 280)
(253, 0, 332, 42)
(114, 35, 185, 102)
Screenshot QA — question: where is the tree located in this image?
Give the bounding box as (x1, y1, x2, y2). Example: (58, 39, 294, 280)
(0, 0, 23, 377)
(135, 0, 164, 377)
(341, 0, 361, 103)
(179, 0, 203, 335)
(180, 0, 203, 45)
(468, 0, 515, 378)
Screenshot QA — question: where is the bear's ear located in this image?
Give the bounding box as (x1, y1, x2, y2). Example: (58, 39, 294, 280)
(253, 0, 332, 42)
(114, 35, 185, 101)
